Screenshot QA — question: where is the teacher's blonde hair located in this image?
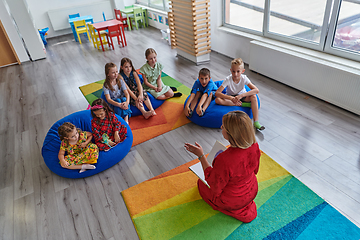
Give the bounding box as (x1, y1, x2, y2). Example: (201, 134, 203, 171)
(222, 111, 256, 149)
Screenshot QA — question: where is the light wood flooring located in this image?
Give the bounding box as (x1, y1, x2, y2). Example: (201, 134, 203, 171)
(0, 27, 359, 240)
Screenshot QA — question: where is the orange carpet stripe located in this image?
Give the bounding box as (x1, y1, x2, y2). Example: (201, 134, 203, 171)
(129, 106, 167, 130)
(131, 102, 189, 146)
(122, 171, 199, 217)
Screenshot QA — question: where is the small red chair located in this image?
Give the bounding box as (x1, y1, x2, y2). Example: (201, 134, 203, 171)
(114, 9, 130, 30)
(106, 25, 125, 49)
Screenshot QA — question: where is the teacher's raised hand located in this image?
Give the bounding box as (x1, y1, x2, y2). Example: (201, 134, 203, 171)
(184, 142, 204, 158)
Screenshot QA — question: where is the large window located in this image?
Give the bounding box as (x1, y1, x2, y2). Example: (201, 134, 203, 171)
(224, 0, 360, 61)
(136, 0, 169, 11)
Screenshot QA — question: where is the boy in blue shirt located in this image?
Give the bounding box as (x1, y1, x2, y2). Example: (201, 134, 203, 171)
(184, 68, 218, 117)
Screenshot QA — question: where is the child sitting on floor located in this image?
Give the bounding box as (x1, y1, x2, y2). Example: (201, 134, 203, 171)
(91, 98, 127, 151)
(103, 62, 132, 123)
(215, 58, 265, 130)
(58, 122, 98, 173)
(119, 57, 156, 119)
(184, 68, 218, 117)
(140, 48, 182, 100)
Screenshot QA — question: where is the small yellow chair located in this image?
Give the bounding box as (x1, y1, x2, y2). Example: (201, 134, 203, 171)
(88, 24, 108, 50)
(73, 20, 91, 44)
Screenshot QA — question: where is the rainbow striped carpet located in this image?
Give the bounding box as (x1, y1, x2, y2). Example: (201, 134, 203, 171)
(79, 72, 191, 146)
(121, 151, 360, 240)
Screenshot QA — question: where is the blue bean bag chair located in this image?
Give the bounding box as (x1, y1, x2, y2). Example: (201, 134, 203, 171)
(184, 80, 260, 128)
(101, 74, 165, 117)
(41, 110, 133, 178)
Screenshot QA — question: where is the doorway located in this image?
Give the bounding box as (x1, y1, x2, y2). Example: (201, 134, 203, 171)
(0, 20, 19, 67)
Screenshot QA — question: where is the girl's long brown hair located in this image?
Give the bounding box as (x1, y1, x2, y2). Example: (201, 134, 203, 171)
(119, 58, 136, 75)
(90, 98, 113, 119)
(104, 62, 122, 92)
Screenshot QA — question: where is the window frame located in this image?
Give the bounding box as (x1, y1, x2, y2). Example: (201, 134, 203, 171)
(222, 0, 266, 36)
(324, 0, 360, 61)
(263, 0, 333, 52)
(137, 0, 167, 11)
(223, 0, 360, 62)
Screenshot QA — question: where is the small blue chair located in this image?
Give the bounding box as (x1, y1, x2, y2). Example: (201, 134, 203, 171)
(69, 13, 80, 19)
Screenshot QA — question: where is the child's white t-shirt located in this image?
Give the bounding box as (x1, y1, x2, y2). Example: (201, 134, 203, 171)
(222, 74, 251, 95)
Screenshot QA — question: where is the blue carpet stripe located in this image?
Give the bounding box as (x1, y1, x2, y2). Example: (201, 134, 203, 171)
(297, 204, 360, 240)
(226, 178, 324, 240)
(264, 202, 327, 240)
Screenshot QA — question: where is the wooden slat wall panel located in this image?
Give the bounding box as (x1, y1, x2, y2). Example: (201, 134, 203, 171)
(169, 0, 211, 56)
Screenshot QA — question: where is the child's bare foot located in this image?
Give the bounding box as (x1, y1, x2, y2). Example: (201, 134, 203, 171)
(196, 107, 203, 116)
(235, 101, 242, 107)
(151, 110, 157, 116)
(143, 111, 153, 119)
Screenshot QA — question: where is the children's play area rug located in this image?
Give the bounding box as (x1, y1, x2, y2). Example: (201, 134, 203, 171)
(79, 72, 191, 146)
(121, 151, 360, 240)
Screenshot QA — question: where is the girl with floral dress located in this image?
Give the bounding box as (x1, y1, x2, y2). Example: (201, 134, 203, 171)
(58, 122, 98, 173)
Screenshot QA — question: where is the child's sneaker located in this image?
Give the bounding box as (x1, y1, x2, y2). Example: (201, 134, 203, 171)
(188, 109, 193, 118)
(173, 92, 182, 97)
(199, 109, 205, 117)
(241, 102, 251, 108)
(254, 121, 265, 131)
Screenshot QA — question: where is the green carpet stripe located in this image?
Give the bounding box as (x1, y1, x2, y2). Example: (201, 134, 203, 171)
(177, 84, 191, 95)
(170, 212, 242, 240)
(85, 94, 98, 105)
(168, 175, 294, 240)
(258, 174, 291, 192)
(297, 204, 360, 239)
(162, 76, 182, 87)
(92, 88, 103, 98)
(95, 79, 105, 84)
(226, 177, 324, 240)
(133, 199, 217, 240)
(255, 175, 293, 209)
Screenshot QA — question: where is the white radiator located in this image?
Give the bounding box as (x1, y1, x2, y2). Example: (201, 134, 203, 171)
(249, 40, 360, 115)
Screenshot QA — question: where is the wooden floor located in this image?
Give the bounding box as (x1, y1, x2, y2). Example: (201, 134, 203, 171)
(1, 27, 359, 240)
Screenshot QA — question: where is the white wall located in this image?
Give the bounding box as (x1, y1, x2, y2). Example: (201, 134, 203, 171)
(0, 0, 29, 62)
(25, 0, 123, 38)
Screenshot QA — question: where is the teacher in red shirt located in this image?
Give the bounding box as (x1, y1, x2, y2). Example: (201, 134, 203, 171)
(185, 111, 260, 222)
